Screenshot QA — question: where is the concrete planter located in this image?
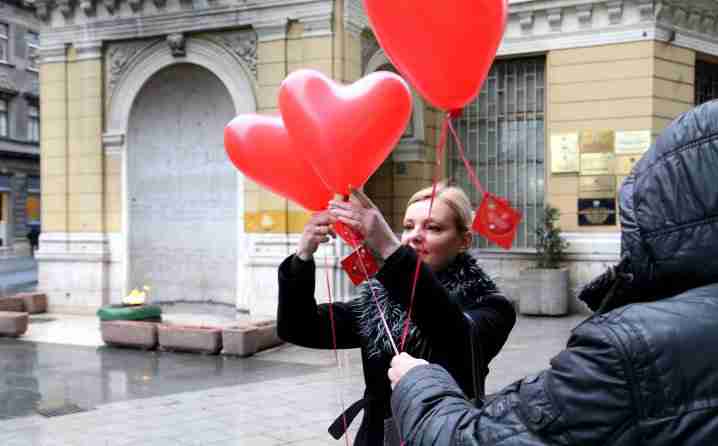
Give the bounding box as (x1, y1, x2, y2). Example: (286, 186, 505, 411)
(158, 324, 222, 354)
(0, 296, 25, 312)
(0, 311, 29, 337)
(101, 321, 158, 350)
(222, 325, 259, 357)
(14, 292, 48, 314)
(519, 268, 569, 316)
(222, 320, 283, 357)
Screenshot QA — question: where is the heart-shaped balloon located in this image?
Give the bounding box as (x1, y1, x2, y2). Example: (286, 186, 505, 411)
(279, 69, 412, 196)
(364, 0, 508, 111)
(224, 114, 333, 211)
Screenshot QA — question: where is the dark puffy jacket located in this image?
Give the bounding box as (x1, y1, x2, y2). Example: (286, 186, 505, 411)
(391, 100, 718, 446)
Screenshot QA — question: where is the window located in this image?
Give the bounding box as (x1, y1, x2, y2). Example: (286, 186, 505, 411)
(25, 31, 39, 71)
(0, 23, 7, 63)
(26, 195, 40, 226)
(0, 98, 7, 137)
(27, 103, 39, 142)
(449, 57, 546, 249)
(695, 59, 718, 106)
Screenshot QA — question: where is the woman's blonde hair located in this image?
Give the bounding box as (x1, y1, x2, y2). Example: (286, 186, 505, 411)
(407, 182, 473, 234)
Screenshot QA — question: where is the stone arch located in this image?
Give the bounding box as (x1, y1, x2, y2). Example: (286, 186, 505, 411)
(105, 36, 257, 305)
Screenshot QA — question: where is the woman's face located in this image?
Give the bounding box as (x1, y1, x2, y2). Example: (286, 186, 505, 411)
(401, 199, 471, 271)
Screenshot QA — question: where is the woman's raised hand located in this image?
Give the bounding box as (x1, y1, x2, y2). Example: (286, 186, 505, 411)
(329, 188, 401, 260)
(296, 211, 336, 261)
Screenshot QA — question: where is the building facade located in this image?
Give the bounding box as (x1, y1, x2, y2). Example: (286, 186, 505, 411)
(30, 0, 718, 315)
(0, 0, 41, 256)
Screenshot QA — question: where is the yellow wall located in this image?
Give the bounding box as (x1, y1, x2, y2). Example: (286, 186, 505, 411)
(547, 41, 695, 233)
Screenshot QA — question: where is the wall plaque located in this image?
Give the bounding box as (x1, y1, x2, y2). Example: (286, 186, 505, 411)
(580, 153, 616, 176)
(616, 155, 641, 175)
(578, 198, 617, 226)
(579, 176, 616, 194)
(580, 130, 614, 153)
(551, 133, 580, 173)
(615, 130, 651, 154)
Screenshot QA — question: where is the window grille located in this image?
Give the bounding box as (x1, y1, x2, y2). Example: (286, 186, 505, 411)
(449, 57, 546, 249)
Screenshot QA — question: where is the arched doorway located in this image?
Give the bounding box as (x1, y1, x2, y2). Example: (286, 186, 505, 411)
(127, 63, 237, 308)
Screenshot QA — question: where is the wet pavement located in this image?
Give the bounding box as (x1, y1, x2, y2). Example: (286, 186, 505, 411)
(0, 313, 585, 445)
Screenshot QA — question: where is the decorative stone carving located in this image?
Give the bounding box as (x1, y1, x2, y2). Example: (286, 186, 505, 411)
(547, 8, 562, 32)
(153, 0, 166, 7)
(106, 39, 160, 106)
(576, 4, 593, 27)
(654, 0, 670, 22)
(519, 11, 534, 34)
(166, 33, 186, 57)
(129, 0, 143, 12)
(606, 1, 623, 25)
(702, 15, 716, 34)
(34, 0, 49, 20)
(206, 31, 258, 77)
(80, 0, 95, 16)
(636, 0, 654, 22)
(688, 11, 702, 30)
(0, 73, 19, 95)
(57, 0, 73, 18)
(673, 7, 687, 27)
(103, 0, 116, 14)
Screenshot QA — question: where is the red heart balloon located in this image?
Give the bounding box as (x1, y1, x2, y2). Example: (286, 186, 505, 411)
(279, 69, 412, 196)
(364, 0, 508, 111)
(224, 114, 333, 211)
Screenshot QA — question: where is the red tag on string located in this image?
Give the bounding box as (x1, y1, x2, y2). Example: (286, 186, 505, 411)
(340, 245, 379, 285)
(333, 221, 364, 247)
(473, 192, 522, 250)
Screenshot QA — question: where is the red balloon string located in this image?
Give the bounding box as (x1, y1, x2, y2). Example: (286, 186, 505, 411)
(399, 113, 450, 352)
(447, 118, 485, 196)
(324, 254, 353, 446)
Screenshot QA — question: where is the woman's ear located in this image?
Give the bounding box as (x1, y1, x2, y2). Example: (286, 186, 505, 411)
(460, 231, 472, 252)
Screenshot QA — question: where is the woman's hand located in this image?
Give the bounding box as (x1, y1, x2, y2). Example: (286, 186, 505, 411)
(329, 189, 401, 260)
(296, 211, 336, 261)
(388, 352, 429, 389)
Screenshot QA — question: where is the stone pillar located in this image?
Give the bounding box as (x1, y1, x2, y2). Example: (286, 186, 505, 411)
(37, 40, 110, 314)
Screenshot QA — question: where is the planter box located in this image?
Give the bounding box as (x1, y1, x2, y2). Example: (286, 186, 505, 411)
(0, 297, 25, 312)
(158, 324, 222, 354)
(222, 325, 259, 357)
(0, 311, 29, 337)
(519, 268, 569, 316)
(222, 320, 283, 357)
(14, 292, 48, 314)
(101, 321, 158, 350)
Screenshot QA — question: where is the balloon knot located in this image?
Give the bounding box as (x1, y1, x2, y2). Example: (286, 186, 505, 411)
(449, 108, 463, 119)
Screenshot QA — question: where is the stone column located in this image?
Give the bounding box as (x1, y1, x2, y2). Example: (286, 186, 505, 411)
(37, 40, 111, 314)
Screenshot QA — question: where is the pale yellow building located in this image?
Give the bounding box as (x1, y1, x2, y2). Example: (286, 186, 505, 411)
(29, 0, 718, 314)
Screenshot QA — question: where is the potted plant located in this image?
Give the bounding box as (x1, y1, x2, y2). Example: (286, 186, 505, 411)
(519, 205, 570, 316)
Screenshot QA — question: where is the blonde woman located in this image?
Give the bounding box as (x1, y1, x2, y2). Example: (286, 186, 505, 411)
(277, 183, 516, 446)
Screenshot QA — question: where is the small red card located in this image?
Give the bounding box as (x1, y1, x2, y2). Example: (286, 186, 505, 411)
(340, 245, 379, 285)
(333, 221, 364, 247)
(473, 192, 522, 250)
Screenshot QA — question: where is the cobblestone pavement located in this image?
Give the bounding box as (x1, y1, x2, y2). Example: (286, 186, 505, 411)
(0, 314, 585, 446)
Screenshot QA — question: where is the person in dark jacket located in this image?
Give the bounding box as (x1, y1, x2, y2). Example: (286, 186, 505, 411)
(387, 99, 718, 446)
(277, 184, 516, 446)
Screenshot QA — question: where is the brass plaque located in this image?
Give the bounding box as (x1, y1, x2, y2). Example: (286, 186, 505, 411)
(551, 133, 580, 173)
(580, 130, 615, 154)
(578, 198, 617, 226)
(615, 130, 651, 154)
(579, 176, 616, 194)
(580, 153, 616, 176)
(616, 155, 641, 175)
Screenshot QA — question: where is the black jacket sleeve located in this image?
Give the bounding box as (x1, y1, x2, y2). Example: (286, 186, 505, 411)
(276, 254, 361, 349)
(391, 320, 634, 446)
(375, 246, 516, 382)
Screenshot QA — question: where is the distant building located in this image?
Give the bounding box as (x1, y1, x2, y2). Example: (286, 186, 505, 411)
(0, 0, 42, 255)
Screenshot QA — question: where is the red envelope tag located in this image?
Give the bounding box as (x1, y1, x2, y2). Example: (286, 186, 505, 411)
(473, 192, 522, 250)
(340, 245, 379, 285)
(333, 221, 364, 247)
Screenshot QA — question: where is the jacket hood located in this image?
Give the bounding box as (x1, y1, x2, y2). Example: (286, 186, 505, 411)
(620, 99, 718, 298)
